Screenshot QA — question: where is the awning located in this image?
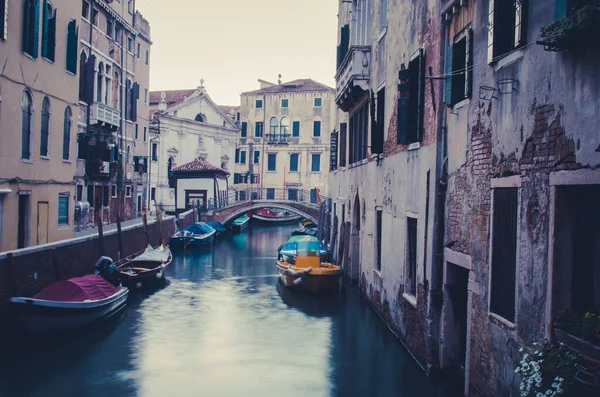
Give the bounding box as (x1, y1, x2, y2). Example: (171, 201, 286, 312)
(0, 188, 12, 194)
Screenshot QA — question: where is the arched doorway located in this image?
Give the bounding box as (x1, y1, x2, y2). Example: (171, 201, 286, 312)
(350, 193, 361, 281)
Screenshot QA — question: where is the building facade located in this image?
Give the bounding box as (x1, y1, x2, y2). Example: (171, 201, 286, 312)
(234, 79, 335, 202)
(75, 0, 151, 229)
(148, 83, 238, 213)
(0, 0, 80, 251)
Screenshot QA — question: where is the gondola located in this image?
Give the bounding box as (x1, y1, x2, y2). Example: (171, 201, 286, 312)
(115, 244, 172, 288)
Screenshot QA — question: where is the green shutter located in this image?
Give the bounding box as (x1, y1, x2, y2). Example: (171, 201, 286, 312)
(32, 0, 39, 57)
(396, 98, 408, 144)
(41, 1, 48, 57)
(47, 8, 55, 61)
(66, 20, 77, 73)
(313, 121, 321, 137)
(292, 121, 300, 137)
(554, 0, 567, 20)
(445, 44, 453, 106)
(241, 122, 247, 137)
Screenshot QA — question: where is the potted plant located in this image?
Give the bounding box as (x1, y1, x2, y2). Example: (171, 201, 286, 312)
(539, 2, 600, 51)
(553, 310, 600, 362)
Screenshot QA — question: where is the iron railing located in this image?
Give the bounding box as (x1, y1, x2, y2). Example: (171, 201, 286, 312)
(198, 188, 330, 213)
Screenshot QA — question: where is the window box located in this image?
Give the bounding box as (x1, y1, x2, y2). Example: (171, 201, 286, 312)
(554, 328, 600, 363)
(537, 4, 600, 52)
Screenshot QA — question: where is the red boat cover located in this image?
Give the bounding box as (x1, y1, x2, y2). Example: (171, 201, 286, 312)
(32, 274, 120, 302)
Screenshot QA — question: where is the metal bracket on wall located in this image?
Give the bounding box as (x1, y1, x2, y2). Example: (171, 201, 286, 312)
(479, 86, 497, 101)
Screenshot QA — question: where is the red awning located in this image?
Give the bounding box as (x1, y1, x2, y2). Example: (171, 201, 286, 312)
(33, 274, 120, 302)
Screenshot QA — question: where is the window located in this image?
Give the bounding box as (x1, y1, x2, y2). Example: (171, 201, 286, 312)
(280, 116, 289, 136)
(76, 185, 83, 201)
(134, 123, 138, 140)
(91, 8, 98, 26)
(266, 188, 275, 200)
(349, 102, 368, 163)
(281, 98, 288, 108)
(373, 87, 385, 154)
(145, 50, 149, 65)
(269, 117, 278, 135)
(40, 97, 50, 157)
(253, 150, 260, 164)
(127, 36, 132, 52)
(106, 19, 113, 38)
(314, 97, 322, 107)
(255, 121, 263, 137)
(136, 43, 140, 58)
(251, 174, 260, 184)
(339, 122, 347, 167)
(66, 20, 78, 74)
(96, 62, 104, 103)
(406, 217, 418, 296)
(255, 99, 263, 108)
(239, 150, 246, 164)
(102, 186, 109, 206)
(78, 51, 87, 100)
(62, 107, 71, 160)
(397, 50, 425, 145)
(115, 25, 121, 42)
(554, 0, 588, 20)
(241, 121, 247, 137)
(289, 153, 299, 172)
(487, 0, 527, 62)
(288, 188, 298, 201)
(143, 126, 147, 142)
(292, 121, 300, 137)
(313, 120, 321, 137)
(21, 90, 33, 160)
(235, 148, 240, 163)
(151, 142, 158, 161)
(42, 1, 56, 61)
(111, 185, 117, 198)
(376, 209, 383, 271)
(58, 193, 69, 225)
(311, 153, 321, 172)
(82, 0, 89, 19)
(150, 187, 156, 201)
(490, 187, 518, 322)
(125, 185, 132, 197)
(144, 88, 147, 103)
(22, 0, 39, 58)
(379, 0, 388, 30)
(446, 28, 473, 106)
(1, 0, 7, 40)
(267, 153, 276, 171)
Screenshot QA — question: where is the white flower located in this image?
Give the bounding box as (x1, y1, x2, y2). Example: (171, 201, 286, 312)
(519, 347, 524, 352)
(551, 382, 558, 388)
(515, 367, 521, 373)
(536, 392, 545, 397)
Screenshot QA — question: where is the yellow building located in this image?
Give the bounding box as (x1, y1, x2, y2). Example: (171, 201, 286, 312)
(0, 0, 80, 251)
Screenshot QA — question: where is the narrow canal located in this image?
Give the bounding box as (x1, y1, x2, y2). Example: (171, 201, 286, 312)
(1, 224, 455, 397)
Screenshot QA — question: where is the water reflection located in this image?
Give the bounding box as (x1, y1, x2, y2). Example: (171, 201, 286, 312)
(0, 224, 454, 397)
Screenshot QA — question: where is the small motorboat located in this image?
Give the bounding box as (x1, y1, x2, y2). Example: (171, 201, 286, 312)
(300, 219, 316, 229)
(252, 208, 302, 224)
(115, 244, 172, 288)
(276, 240, 341, 293)
(278, 235, 329, 263)
(206, 221, 227, 238)
(230, 213, 250, 231)
(292, 227, 318, 238)
(10, 263, 128, 334)
(171, 222, 216, 248)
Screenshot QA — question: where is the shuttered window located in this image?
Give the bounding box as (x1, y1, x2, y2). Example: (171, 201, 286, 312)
(41, 1, 55, 61)
(289, 153, 299, 172)
(490, 188, 519, 322)
(66, 20, 78, 74)
(40, 97, 50, 156)
(314, 97, 322, 107)
(337, 24, 349, 70)
(350, 102, 368, 163)
(446, 29, 473, 106)
(487, 0, 528, 63)
(313, 120, 321, 137)
(235, 148, 240, 163)
(292, 121, 300, 137)
(281, 98, 288, 108)
(311, 153, 321, 172)
(131, 82, 139, 121)
(397, 50, 425, 145)
(339, 122, 347, 167)
(253, 150, 260, 164)
(85, 54, 96, 104)
(241, 122, 247, 137)
(62, 107, 71, 160)
(255, 99, 262, 108)
(58, 193, 69, 225)
(254, 121, 263, 137)
(1, 0, 8, 40)
(267, 153, 276, 171)
(239, 150, 246, 164)
(22, 0, 39, 58)
(372, 87, 385, 154)
(21, 90, 33, 159)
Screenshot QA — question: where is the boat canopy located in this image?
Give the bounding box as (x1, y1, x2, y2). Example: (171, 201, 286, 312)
(131, 244, 171, 263)
(180, 222, 215, 235)
(278, 240, 327, 256)
(206, 221, 226, 232)
(288, 235, 318, 243)
(32, 274, 120, 302)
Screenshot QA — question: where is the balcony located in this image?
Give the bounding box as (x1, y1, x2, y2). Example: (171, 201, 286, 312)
(266, 134, 291, 145)
(90, 102, 120, 129)
(335, 45, 371, 112)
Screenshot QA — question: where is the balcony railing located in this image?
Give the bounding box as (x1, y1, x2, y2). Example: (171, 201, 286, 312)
(90, 102, 121, 129)
(335, 45, 371, 112)
(266, 133, 291, 144)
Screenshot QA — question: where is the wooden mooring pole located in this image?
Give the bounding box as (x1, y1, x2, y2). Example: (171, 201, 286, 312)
(96, 202, 105, 257)
(142, 209, 150, 246)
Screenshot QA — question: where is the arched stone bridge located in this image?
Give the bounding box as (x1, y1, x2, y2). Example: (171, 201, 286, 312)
(201, 200, 321, 225)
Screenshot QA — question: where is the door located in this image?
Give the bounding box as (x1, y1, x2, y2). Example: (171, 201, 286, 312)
(137, 193, 142, 216)
(18, 194, 30, 249)
(37, 202, 49, 245)
(444, 263, 469, 370)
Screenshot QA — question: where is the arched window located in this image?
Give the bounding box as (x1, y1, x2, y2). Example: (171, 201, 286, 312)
(269, 116, 278, 135)
(96, 62, 104, 103)
(280, 116, 290, 136)
(62, 107, 72, 160)
(78, 51, 87, 101)
(21, 90, 33, 160)
(113, 72, 119, 109)
(66, 20, 78, 74)
(41, 1, 56, 61)
(194, 113, 204, 122)
(22, 0, 39, 58)
(40, 97, 50, 157)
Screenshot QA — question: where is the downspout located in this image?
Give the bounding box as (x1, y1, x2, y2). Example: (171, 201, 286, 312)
(85, 0, 94, 207)
(427, 17, 449, 374)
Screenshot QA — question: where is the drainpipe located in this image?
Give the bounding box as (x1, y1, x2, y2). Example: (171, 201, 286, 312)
(428, 19, 449, 374)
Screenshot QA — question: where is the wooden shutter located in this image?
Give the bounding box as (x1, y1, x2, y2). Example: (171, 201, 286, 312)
(487, 0, 495, 63)
(313, 121, 321, 137)
(66, 20, 77, 74)
(235, 148, 240, 163)
(396, 97, 408, 144)
(416, 51, 425, 142)
(63, 108, 71, 160)
(47, 7, 55, 61)
(445, 44, 453, 105)
(339, 122, 347, 166)
(466, 28, 473, 98)
(22, 0, 30, 53)
(85, 54, 96, 104)
(292, 121, 300, 137)
(32, 0, 39, 57)
(340, 24, 349, 64)
(451, 38, 466, 105)
(131, 82, 139, 121)
(1, 0, 7, 40)
(515, 0, 528, 48)
(41, 1, 48, 57)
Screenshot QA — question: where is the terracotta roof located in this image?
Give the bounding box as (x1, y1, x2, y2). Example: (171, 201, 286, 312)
(241, 79, 334, 96)
(149, 89, 196, 108)
(170, 159, 229, 175)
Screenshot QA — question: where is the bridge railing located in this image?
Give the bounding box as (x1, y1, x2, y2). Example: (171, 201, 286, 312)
(203, 188, 330, 213)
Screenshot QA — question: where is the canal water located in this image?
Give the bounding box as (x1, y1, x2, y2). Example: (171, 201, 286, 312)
(1, 224, 455, 397)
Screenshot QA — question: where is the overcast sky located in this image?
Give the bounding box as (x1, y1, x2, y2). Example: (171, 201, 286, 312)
(136, 0, 338, 106)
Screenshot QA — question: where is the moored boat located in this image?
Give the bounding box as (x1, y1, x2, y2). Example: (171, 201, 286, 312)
(206, 221, 227, 237)
(10, 271, 128, 334)
(170, 222, 216, 249)
(116, 244, 172, 288)
(278, 235, 329, 263)
(276, 240, 341, 293)
(252, 208, 302, 224)
(230, 213, 250, 231)
(291, 226, 318, 238)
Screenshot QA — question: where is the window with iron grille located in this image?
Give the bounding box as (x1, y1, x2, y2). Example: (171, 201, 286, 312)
(490, 187, 518, 322)
(446, 28, 473, 106)
(406, 217, 418, 296)
(487, 0, 528, 62)
(397, 50, 425, 145)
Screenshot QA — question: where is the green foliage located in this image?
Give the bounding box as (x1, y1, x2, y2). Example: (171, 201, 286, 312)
(554, 310, 600, 345)
(540, 4, 600, 50)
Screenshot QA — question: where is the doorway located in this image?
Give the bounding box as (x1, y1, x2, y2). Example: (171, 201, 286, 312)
(18, 193, 30, 249)
(37, 202, 49, 245)
(137, 193, 142, 216)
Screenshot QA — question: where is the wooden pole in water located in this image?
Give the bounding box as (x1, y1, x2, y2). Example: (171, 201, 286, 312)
(142, 209, 150, 246)
(157, 207, 164, 246)
(96, 201, 105, 257)
(116, 213, 124, 261)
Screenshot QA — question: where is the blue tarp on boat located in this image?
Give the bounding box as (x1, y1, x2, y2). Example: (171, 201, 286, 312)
(179, 222, 215, 235)
(206, 221, 226, 233)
